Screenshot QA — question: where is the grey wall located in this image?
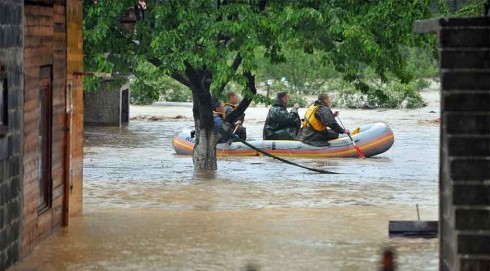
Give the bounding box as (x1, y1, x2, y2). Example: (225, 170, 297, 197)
(84, 81, 129, 126)
(0, 1, 23, 270)
(414, 14, 490, 271)
(437, 17, 490, 271)
(415, 15, 489, 271)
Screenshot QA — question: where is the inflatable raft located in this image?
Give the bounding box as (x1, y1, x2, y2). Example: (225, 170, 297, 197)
(172, 122, 394, 158)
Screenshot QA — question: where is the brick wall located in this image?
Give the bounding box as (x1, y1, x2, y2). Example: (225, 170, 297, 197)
(22, 1, 67, 256)
(416, 16, 490, 271)
(439, 17, 490, 271)
(0, 2, 23, 270)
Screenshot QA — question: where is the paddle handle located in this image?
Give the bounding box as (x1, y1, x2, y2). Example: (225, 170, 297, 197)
(232, 123, 241, 134)
(337, 116, 366, 159)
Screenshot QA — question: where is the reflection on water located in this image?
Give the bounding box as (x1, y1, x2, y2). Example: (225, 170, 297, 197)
(13, 106, 440, 271)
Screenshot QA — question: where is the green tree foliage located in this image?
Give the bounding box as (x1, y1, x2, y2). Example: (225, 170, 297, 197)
(255, 48, 338, 95)
(84, 0, 435, 169)
(439, 0, 487, 15)
(130, 60, 191, 104)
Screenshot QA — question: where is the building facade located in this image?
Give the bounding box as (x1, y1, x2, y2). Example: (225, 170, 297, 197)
(1, 0, 84, 269)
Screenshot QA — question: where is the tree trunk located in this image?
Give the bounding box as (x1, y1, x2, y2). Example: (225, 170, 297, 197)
(192, 119, 220, 170)
(170, 64, 254, 171)
(186, 69, 220, 171)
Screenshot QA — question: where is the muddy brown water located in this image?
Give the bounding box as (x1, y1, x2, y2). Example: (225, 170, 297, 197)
(13, 92, 441, 271)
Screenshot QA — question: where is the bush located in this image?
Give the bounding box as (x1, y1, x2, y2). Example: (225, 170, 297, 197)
(130, 78, 160, 105)
(287, 94, 308, 108)
(335, 79, 426, 109)
(163, 87, 192, 102)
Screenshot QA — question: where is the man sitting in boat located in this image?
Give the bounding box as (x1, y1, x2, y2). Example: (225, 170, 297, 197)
(224, 91, 247, 141)
(212, 97, 232, 143)
(297, 93, 349, 147)
(263, 91, 301, 140)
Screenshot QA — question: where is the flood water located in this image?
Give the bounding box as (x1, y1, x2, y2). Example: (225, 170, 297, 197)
(13, 91, 441, 271)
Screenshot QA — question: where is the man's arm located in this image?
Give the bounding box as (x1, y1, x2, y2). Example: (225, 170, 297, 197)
(317, 107, 345, 133)
(224, 105, 233, 119)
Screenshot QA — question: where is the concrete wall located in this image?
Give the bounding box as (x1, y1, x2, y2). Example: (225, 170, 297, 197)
(416, 16, 490, 271)
(84, 81, 129, 126)
(0, 1, 23, 270)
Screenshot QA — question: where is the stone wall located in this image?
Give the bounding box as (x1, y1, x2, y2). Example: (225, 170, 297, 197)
(0, 1, 23, 270)
(416, 16, 490, 271)
(84, 81, 129, 126)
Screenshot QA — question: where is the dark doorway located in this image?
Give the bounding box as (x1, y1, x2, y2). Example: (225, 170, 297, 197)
(38, 65, 53, 212)
(121, 89, 129, 124)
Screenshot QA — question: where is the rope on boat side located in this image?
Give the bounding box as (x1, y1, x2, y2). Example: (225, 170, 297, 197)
(219, 125, 339, 174)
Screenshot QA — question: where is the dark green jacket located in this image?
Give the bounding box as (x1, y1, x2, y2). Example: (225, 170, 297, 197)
(263, 101, 301, 140)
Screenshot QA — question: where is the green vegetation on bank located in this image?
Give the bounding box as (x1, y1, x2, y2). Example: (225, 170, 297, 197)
(131, 46, 437, 109)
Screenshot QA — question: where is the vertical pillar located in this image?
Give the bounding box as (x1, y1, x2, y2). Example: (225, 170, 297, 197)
(66, 0, 84, 221)
(416, 16, 490, 271)
(439, 17, 490, 271)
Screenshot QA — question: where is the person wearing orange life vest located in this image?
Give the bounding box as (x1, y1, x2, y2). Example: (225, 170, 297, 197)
(224, 91, 247, 141)
(212, 97, 233, 144)
(296, 93, 349, 147)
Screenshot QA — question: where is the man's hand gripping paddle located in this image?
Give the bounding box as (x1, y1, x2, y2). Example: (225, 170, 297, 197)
(336, 116, 366, 159)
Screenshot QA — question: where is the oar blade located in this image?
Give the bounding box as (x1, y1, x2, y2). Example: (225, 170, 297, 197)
(354, 145, 366, 159)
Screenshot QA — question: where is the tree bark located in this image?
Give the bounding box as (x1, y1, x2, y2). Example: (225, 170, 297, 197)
(176, 65, 255, 171)
(192, 119, 220, 170)
(187, 69, 221, 170)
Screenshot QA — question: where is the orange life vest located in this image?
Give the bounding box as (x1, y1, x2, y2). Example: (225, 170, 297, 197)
(302, 104, 326, 132)
(213, 111, 226, 119)
(224, 103, 237, 109)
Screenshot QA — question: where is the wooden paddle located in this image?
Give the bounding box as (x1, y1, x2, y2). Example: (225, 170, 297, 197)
(336, 116, 366, 159)
(232, 122, 241, 134)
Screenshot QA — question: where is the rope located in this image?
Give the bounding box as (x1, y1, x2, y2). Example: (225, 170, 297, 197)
(218, 125, 338, 174)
